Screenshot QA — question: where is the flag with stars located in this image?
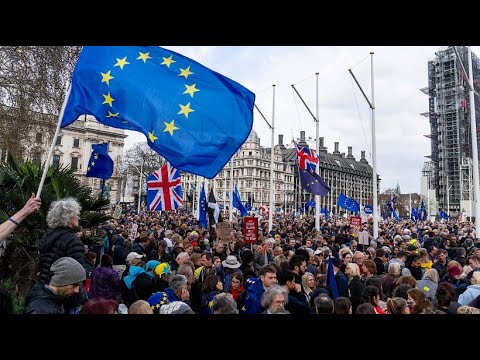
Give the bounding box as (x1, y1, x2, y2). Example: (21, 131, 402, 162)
(61, 46, 255, 179)
(337, 194, 360, 213)
(198, 183, 208, 229)
(85, 143, 114, 179)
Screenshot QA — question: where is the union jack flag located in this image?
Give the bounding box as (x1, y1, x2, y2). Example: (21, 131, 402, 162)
(295, 142, 318, 171)
(146, 162, 183, 211)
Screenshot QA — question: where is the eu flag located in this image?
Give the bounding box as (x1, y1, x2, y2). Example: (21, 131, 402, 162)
(61, 46, 255, 179)
(299, 169, 330, 196)
(327, 256, 339, 300)
(232, 184, 248, 216)
(337, 194, 360, 213)
(86, 143, 114, 179)
(198, 183, 208, 229)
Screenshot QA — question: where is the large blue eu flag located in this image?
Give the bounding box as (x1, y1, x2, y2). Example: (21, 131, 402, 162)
(61, 46, 255, 179)
(337, 194, 360, 213)
(86, 143, 114, 179)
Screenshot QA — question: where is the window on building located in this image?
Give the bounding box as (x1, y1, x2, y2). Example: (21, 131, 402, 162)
(52, 155, 60, 168)
(73, 138, 80, 148)
(32, 152, 42, 165)
(55, 136, 62, 146)
(71, 157, 78, 171)
(249, 151, 252, 156)
(36, 133, 42, 142)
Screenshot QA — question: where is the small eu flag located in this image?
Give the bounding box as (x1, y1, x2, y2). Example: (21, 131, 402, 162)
(337, 194, 360, 213)
(86, 143, 113, 179)
(61, 46, 255, 179)
(232, 184, 248, 216)
(198, 183, 208, 229)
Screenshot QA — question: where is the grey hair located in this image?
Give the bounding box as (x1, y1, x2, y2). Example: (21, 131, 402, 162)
(423, 268, 439, 283)
(388, 262, 401, 277)
(212, 293, 238, 314)
(169, 274, 188, 292)
(46, 197, 81, 229)
(261, 285, 288, 309)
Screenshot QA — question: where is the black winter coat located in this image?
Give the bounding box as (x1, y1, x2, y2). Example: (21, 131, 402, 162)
(38, 227, 85, 285)
(24, 283, 64, 314)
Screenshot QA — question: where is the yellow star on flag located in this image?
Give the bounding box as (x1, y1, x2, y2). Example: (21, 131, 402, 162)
(102, 92, 114, 107)
(183, 83, 200, 98)
(178, 65, 194, 79)
(114, 57, 130, 70)
(91, 161, 95, 166)
(178, 102, 195, 118)
(137, 52, 152, 63)
(106, 111, 120, 118)
(94, 154, 99, 160)
(208, 300, 214, 308)
(161, 55, 176, 68)
(87, 167, 91, 171)
(100, 70, 114, 86)
(148, 130, 159, 143)
(163, 120, 179, 135)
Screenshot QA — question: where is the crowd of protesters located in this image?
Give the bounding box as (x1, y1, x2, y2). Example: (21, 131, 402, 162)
(2, 196, 480, 314)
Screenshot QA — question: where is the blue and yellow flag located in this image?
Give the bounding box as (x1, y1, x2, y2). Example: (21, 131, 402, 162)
(61, 46, 255, 179)
(86, 143, 114, 179)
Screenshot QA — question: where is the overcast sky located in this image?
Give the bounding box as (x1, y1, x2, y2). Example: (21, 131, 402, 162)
(123, 46, 480, 194)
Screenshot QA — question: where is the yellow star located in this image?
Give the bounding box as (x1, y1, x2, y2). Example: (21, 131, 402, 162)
(155, 304, 160, 309)
(100, 70, 114, 86)
(183, 83, 200, 98)
(178, 102, 195, 118)
(106, 111, 120, 118)
(163, 120, 179, 136)
(102, 92, 114, 107)
(91, 161, 95, 166)
(114, 57, 130, 70)
(178, 65, 194, 79)
(148, 130, 158, 143)
(208, 300, 214, 308)
(94, 154, 99, 160)
(137, 52, 152, 63)
(161, 55, 176, 68)
(87, 167, 91, 171)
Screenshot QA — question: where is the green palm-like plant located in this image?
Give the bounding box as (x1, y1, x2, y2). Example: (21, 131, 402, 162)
(0, 154, 112, 296)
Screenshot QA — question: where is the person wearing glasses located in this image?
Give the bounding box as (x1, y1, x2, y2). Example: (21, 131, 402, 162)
(260, 285, 289, 314)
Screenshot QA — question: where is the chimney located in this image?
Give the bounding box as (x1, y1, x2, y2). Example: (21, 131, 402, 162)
(318, 136, 327, 153)
(299, 131, 308, 147)
(278, 134, 285, 149)
(333, 141, 341, 156)
(346, 146, 355, 160)
(360, 150, 368, 164)
(341, 152, 345, 158)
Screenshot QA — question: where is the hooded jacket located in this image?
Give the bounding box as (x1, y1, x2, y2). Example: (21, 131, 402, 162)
(24, 283, 65, 314)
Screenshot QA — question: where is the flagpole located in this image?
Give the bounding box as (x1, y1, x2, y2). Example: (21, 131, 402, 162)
(467, 47, 480, 232)
(315, 72, 320, 231)
(370, 52, 379, 237)
(269, 85, 276, 233)
(229, 158, 234, 222)
(137, 160, 144, 214)
(36, 83, 72, 198)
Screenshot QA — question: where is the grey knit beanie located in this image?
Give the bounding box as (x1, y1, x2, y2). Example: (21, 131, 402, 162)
(49, 257, 86, 287)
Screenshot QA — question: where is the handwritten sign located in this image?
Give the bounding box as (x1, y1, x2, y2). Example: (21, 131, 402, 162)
(243, 217, 258, 244)
(216, 222, 233, 243)
(349, 216, 362, 237)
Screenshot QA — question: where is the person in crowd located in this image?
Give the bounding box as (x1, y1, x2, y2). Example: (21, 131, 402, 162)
(80, 298, 118, 314)
(277, 269, 310, 314)
(0, 193, 41, 242)
(314, 294, 333, 314)
(128, 300, 153, 314)
(88, 254, 121, 301)
(457, 305, 480, 314)
(260, 285, 289, 314)
(361, 285, 386, 314)
(386, 297, 410, 314)
(417, 268, 439, 302)
(345, 263, 364, 313)
(301, 272, 317, 305)
(25, 257, 86, 314)
(333, 297, 352, 314)
(244, 264, 278, 314)
(200, 275, 223, 314)
(212, 292, 239, 314)
(458, 271, 480, 306)
(355, 303, 375, 314)
(407, 288, 439, 314)
(229, 272, 246, 311)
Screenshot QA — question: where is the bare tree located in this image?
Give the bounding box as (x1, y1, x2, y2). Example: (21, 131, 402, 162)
(0, 46, 81, 160)
(122, 142, 165, 178)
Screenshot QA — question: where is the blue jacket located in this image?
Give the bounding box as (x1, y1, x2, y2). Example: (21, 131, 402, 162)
(244, 278, 265, 314)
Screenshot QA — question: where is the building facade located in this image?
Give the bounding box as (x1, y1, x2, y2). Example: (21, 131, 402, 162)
(182, 129, 376, 215)
(18, 114, 127, 203)
(422, 46, 480, 216)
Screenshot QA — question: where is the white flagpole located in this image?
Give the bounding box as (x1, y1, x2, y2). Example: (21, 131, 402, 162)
(315, 72, 320, 231)
(137, 160, 144, 214)
(36, 84, 72, 198)
(467, 46, 480, 232)
(269, 85, 276, 233)
(370, 52, 379, 238)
